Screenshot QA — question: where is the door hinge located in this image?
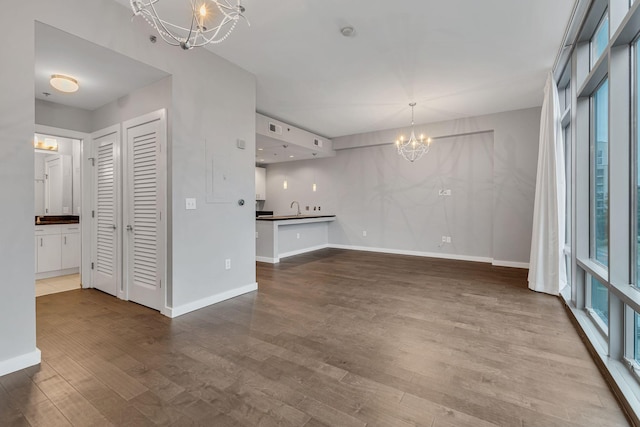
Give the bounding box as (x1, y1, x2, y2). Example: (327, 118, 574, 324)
(88, 157, 95, 166)
(92, 210, 95, 218)
(159, 279, 162, 289)
(91, 262, 95, 270)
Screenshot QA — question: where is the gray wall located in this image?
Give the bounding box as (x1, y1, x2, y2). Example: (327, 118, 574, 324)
(91, 77, 171, 132)
(35, 99, 92, 133)
(264, 107, 540, 265)
(0, 0, 256, 372)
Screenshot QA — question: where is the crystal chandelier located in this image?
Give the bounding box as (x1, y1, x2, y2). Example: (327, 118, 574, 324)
(395, 103, 432, 162)
(130, 0, 248, 50)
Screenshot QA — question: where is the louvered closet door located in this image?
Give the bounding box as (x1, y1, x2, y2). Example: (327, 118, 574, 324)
(92, 129, 120, 296)
(123, 110, 166, 311)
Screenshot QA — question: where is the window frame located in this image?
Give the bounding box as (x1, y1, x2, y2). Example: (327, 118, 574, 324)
(589, 77, 610, 270)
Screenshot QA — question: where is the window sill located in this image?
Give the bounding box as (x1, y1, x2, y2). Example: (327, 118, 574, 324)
(563, 300, 640, 425)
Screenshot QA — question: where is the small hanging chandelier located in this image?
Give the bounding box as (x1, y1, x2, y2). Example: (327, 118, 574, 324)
(395, 103, 431, 162)
(130, 0, 248, 50)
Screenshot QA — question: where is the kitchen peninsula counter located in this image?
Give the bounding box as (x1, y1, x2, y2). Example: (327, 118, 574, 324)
(256, 215, 336, 263)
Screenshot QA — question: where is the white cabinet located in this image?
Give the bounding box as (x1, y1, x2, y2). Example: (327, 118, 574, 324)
(36, 233, 62, 272)
(35, 224, 80, 276)
(61, 226, 81, 269)
(255, 167, 266, 200)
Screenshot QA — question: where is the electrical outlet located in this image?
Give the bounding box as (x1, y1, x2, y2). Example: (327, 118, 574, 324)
(318, 206, 321, 211)
(363, 230, 367, 237)
(255, 232, 259, 239)
(225, 259, 231, 270)
(442, 236, 447, 242)
(446, 236, 451, 243)
(296, 233, 300, 239)
(438, 189, 452, 196)
(306, 206, 310, 211)
(185, 198, 197, 210)
(313, 206, 317, 211)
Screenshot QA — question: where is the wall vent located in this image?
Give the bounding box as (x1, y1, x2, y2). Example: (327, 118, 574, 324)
(268, 122, 282, 135)
(313, 138, 323, 147)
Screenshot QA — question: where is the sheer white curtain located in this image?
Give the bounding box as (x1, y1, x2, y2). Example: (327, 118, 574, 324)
(528, 73, 567, 295)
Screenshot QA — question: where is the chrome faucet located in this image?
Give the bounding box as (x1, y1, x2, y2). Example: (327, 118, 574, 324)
(290, 200, 301, 216)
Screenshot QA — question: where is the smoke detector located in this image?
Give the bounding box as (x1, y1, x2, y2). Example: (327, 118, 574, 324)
(340, 26, 356, 37)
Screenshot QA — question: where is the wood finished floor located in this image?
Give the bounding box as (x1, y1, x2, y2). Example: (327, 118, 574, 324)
(0, 249, 630, 426)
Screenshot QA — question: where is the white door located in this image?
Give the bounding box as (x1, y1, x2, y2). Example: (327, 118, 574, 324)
(91, 127, 120, 297)
(123, 110, 166, 311)
(44, 156, 62, 214)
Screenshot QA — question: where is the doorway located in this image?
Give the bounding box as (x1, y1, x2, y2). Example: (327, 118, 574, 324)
(34, 130, 83, 296)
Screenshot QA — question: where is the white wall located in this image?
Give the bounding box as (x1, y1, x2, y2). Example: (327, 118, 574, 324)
(0, 0, 256, 374)
(264, 107, 540, 265)
(35, 99, 92, 133)
(91, 77, 171, 132)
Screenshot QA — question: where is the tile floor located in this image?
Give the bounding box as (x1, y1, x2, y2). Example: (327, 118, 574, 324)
(35, 273, 81, 297)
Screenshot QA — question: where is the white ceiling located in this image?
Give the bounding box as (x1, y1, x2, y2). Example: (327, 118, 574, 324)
(204, 0, 576, 138)
(35, 22, 169, 111)
(38, 1, 575, 140)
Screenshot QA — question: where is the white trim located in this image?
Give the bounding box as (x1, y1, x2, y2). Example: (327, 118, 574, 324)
(279, 244, 330, 260)
(0, 348, 41, 377)
(35, 267, 80, 281)
(35, 125, 90, 141)
(165, 283, 258, 318)
(328, 244, 493, 264)
(563, 300, 640, 424)
(256, 256, 278, 264)
(492, 260, 530, 269)
(257, 243, 530, 269)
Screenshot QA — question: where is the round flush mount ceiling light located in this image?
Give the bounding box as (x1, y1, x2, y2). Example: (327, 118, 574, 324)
(50, 74, 79, 93)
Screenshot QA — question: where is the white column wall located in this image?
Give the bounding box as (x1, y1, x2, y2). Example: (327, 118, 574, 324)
(0, 0, 256, 373)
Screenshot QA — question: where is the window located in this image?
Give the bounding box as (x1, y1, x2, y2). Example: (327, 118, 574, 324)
(636, 38, 640, 286)
(564, 122, 572, 287)
(591, 13, 609, 66)
(635, 312, 640, 364)
(592, 79, 609, 267)
(590, 276, 609, 327)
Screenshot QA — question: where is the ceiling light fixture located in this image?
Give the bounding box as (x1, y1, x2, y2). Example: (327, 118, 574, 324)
(33, 135, 58, 151)
(130, 0, 249, 50)
(50, 74, 79, 93)
(395, 103, 431, 162)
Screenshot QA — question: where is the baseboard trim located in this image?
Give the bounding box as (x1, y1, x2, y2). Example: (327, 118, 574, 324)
(492, 260, 530, 269)
(36, 267, 79, 280)
(256, 256, 278, 264)
(0, 348, 41, 377)
(561, 298, 639, 426)
(165, 283, 258, 318)
(279, 244, 330, 260)
(328, 244, 494, 264)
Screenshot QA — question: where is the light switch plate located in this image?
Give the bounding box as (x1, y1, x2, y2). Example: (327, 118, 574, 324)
(185, 198, 197, 210)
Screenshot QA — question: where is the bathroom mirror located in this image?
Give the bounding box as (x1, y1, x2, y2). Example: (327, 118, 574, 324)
(34, 134, 80, 216)
(35, 153, 72, 215)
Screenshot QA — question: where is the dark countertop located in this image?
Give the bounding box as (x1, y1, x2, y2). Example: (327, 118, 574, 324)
(256, 215, 336, 221)
(35, 215, 80, 225)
